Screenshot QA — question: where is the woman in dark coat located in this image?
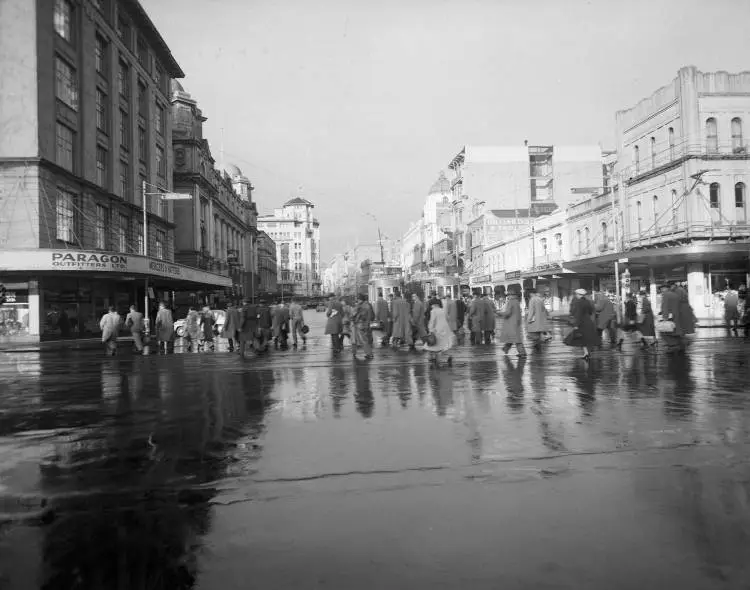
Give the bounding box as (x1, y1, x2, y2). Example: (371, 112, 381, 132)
(566, 288, 598, 360)
(638, 290, 656, 347)
(324, 297, 344, 352)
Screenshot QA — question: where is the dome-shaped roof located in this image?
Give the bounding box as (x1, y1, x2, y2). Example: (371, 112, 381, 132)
(429, 171, 451, 195)
(223, 163, 243, 177)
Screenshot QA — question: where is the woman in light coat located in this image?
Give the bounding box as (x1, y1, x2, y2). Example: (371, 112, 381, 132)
(155, 302, 174, 354)
(424, 298, 456, 367)
(526, 288, 549, 351)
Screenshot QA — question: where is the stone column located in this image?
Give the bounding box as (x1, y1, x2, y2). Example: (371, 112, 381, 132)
(649, 267, 658, 306)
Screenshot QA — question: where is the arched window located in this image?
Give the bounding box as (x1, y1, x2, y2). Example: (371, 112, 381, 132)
(735, 182, 745, 208)
(554, 232, 562, 251)
(601, 222, 608, 248)
(671, 189, 678, 228)
(584, 227, 590, 251)
(706, 118, 718, 153)
(652, 195, 659, 227)
(540, 237, 548, 254)
(709, 182, 720, 208)
(732, 118, 743, 152)
(650, 137, 656, 168)
(634, 145, 640, 174)
(576, 229, 582, 254)
(668, 127, 675, 160)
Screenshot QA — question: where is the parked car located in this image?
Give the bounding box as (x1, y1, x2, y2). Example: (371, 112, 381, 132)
(174, 309, 226, 338)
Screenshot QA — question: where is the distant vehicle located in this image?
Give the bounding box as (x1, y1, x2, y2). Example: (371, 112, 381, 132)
(316, 304, 327, 312)
(174, 309, 226, 338)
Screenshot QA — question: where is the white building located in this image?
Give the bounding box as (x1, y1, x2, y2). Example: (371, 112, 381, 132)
(257, 198, 321, 297)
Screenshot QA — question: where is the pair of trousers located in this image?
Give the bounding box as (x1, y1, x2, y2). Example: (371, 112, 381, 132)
(502, 342, 527, 355)
(291, 319, 306, 344)
(330, 334, 342, 351)
(352, 328, 373, 356)
(483, 330, 493, 344)
(131, 330, 143, 351)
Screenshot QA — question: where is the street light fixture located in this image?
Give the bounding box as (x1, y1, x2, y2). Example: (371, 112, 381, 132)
(141, 181, 192, 332)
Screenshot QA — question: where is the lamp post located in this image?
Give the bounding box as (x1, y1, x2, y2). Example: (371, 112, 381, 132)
(141, 180, 191, 332)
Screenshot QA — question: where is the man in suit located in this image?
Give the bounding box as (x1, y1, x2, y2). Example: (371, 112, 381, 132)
(125, 304, 145, 353)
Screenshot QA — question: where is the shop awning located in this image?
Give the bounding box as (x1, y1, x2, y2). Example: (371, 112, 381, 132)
(0, 249, 232, 289)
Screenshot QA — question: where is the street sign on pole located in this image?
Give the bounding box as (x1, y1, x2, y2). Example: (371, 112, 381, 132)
(160, 193, 192, 201)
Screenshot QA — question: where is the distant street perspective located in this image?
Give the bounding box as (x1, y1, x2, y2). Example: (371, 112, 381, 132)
(2, 0, 750, 588)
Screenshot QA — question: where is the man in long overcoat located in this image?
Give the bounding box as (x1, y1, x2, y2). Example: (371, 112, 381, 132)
(390, 290, 413, 347)
(526, 288, 549, 351)
(498, 292, 527, 356)
(325, 296, 344, 352)
(410, 293, 427, 347)
(594, 291, 617, 347)
(239, 299, 259, 355)
(480, 293, 497, 344)
(375, 293, 391, 346)
(224, 302, 242, 353)
(468, 293, 482, 345)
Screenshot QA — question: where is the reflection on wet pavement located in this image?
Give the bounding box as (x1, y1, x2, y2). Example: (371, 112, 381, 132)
(0, 313, 749, 588)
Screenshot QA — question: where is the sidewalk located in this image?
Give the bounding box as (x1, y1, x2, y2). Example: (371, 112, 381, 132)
(0, 336, 135, 353)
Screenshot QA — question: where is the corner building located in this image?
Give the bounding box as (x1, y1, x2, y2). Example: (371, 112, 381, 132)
(0, 0, 230, 343)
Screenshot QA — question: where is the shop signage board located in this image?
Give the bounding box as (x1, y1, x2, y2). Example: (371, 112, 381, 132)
(0, 250, 231, 287)
(491, 271, 506, 282)
(472, 274, 491, 283)
(505, 270, 521, 280)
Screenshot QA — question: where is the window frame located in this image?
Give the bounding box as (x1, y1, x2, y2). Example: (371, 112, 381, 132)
(95, 88, 108, 132)
(55, 187, 77, 243)
(155, 145, 165, 177)
(731, 118, 743, 152)
(709, 182, 720, 208)
(96, 145, 108, 187)
(119, 108, 130, 150)
(118, 59, 130, 99)
(119, 159, 130, 198)
(55, 56, 78, 110)
(54, 0, 73, 42)
(118, 213, 129, 252)
(706, 118, 719, 153)
(95, 204, 108, 249)
(95, 33, 108, 76)
(55, 122, 75, 172)
(734, 182, 745, 208)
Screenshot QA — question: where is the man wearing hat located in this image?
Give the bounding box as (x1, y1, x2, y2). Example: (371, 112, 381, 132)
(594, 289, 617, 348)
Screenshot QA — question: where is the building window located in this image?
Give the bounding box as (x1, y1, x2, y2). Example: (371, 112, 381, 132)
(95, 204, 107, 249)
(636, 201, 642, 235)
(119, 109, 129, 150)
(671, 189, 679, 227)
(117, 14, 130, 49)
(652, 195, 659, 227)
(56, 188, 76, 243)
(96, 146, 107, 186)
(584, 227, 590, 251)
(54, 0, 73, 41)
(155, 103, 165, 136)
(155, 145, 165, 177)
(668, 127, 675, 160)
(137, 80, 147, 116)
(96, 89, 108, 132)
(55, 122, 74, 172)
(540, 237, 547, 255)
(95, 34, 108, 75)
(709, 183, 720, 208)
(706, 118, 718, 153)
(137, 37, 149, 70)
(118, 60, 130, 98)
(55, 57, 78, 110)
(554, 232, 562, 251)
(119, 159, 129, 198)
(633, 145, 639, 175)
(601, 222, 608, 247)
(118, 213, 129, 252)
(735, 182, 746, 208)
(138, 126, 147, 162)
(135, 220, 144, 254)
(155, 229, 165, 259)
(731, 118, 744, 153)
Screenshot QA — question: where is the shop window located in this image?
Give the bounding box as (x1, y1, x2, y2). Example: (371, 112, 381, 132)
(709, 183, 720, 208)
(56, 188, 76, 243)
(706, 118, 718, 153)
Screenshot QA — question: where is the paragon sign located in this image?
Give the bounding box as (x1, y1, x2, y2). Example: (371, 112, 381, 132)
(51, 252, 128, 270)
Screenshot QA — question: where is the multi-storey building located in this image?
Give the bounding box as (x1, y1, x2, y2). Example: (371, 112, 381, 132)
(566, 66, 750, 320)
(171, 80, 258, 303)
(0, 0, 230, 343)
(257, 198, 321, 297)
(256, 231, 278, 296)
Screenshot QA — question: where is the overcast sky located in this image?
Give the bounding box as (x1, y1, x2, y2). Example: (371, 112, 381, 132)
(147, 0, 750, 261)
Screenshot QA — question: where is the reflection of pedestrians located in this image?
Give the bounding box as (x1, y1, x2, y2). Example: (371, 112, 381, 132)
(354, 365, 374, 418)
(502, 356, 526, 413)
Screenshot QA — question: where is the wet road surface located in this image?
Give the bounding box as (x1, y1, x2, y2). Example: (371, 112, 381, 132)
(1, 312, 749, 588)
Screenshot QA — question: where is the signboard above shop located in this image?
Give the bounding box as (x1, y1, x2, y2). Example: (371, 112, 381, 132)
(0, 249, 232, 288)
